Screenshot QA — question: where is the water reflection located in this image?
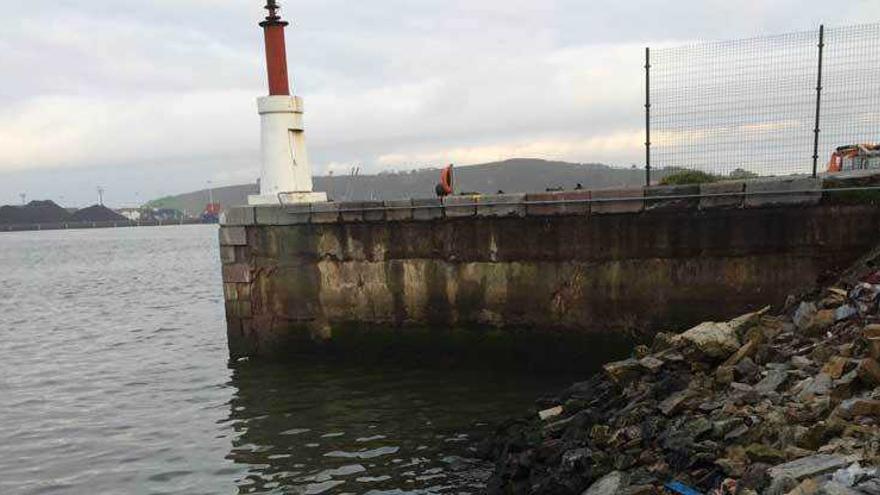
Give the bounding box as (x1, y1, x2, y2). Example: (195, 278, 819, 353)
(0, 226, 624, 494)
(225, 359, 573, 494)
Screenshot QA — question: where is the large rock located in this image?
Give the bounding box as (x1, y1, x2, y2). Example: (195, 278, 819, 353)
(822, 356, 850, 380)
(785, 478, 820, 495)
(837, 398, 880, 419)
(538, 406, 563, 421)
(724, 339, 758, 367)
(831, 463, 879, 488)
(755, 369, 789, 393)
(673, 309, 767, 359)
(581, 471, 628, 495)
(603, 359, 642, 385)
(794, 302, 818, 331)
(856, 478, 880, 494)
(639, 356, 665, 373)
(658, 388, 692, 416)
(864, 324, 880, 360)
(676, 321, 742, 359)
(819, 481, 862, 494)
(856, 358, 880, 386)
(812, 310, 837, 334)
(797, 374, 833, 401)
(745, 444, 786, 464)
(768, 455, 854, 481)
(735, 357, 760, 381)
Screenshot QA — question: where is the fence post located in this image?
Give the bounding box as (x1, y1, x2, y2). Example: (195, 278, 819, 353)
(645, 47, 652, 186)
(812, 24, 825, 178)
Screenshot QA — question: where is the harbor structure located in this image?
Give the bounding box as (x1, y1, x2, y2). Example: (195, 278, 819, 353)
(218, 10, 880, 366)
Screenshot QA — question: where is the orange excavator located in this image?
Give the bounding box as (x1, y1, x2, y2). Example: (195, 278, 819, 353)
(827, 144, 880, 173)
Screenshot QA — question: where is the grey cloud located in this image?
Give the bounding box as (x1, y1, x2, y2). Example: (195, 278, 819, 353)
(0, 0, 877, 206)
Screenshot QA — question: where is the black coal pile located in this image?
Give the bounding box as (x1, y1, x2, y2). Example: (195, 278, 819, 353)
(485, 252, 880, 495)
(0, 201, 72, 224)
(69, 205, 127, 222)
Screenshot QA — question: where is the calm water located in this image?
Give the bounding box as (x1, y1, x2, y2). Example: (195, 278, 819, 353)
(0, 226, 571, 495)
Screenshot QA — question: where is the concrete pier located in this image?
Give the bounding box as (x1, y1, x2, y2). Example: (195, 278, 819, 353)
(220, 173, 880, 363)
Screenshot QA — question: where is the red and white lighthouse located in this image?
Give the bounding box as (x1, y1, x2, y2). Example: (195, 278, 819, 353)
(249, 0, 327, 205)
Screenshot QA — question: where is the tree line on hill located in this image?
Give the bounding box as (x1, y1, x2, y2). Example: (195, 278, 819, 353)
(147, 159, 671, 213)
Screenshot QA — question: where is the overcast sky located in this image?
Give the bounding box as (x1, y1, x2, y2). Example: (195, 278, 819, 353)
(0, 0, 877, 207)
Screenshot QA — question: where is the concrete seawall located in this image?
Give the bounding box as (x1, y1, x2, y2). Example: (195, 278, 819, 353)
(220, 174, 880, 365)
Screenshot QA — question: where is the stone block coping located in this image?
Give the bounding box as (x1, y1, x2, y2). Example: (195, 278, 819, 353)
(253, 205, 310, 225)
(476, 194, 526, 217)
(311, 202, 340, 224)
(525, 191, 591, 216)
(384, 200, 413, 221)
(444, 195, 478, 218)
(646, 184, 700, 211)
(412, 198, 444, 221)
(700, 181, 745, 209)
(744, 176, 821, 208)
(362, 201, 386, 222)
(220, 171, 880, 226)
(339, 201, 385, 223)
(591, 188, 645, 215)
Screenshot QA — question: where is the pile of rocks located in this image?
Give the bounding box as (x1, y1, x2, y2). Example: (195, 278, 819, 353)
(485, 263, 880, 494)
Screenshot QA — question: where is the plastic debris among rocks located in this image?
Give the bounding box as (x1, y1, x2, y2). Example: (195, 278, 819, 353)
(484, 248, 880, 495)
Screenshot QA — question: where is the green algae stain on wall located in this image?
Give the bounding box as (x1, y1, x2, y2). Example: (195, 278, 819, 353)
(223, 204, 880, 365)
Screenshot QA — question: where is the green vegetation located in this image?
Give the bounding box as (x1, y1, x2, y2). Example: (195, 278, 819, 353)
(660, 170, 718, 185)
(728, 168, 759, 180)
(145, 196, 183, 210)
(660, 168, 758, 186)
(659, 167, 759, 185)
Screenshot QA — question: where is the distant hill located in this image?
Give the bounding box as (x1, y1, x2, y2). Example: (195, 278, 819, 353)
(148, 159, 666, 213)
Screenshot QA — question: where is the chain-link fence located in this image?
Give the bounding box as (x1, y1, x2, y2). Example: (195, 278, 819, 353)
(646, 23, 880, 183)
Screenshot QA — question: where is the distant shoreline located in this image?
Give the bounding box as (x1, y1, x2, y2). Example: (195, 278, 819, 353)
(0, 219, 214, 233)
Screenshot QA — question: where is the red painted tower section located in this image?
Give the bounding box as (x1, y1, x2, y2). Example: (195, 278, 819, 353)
(261, 0, 291, 96)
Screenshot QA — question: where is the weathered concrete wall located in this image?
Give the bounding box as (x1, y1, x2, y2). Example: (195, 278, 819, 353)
(220, 174, 880, 363)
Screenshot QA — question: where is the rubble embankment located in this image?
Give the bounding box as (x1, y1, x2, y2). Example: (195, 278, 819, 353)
(485, 250, 880, 495)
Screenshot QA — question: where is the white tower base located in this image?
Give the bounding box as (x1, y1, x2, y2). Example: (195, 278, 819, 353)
(248, 95, 328, 206)
(249, 191, 328, 206)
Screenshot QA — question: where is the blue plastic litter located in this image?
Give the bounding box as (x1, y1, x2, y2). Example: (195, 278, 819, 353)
(664, 481, 703, 495)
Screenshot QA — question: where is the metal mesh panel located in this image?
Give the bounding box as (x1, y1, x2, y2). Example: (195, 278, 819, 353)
(820, 24, 880, 170)
(649, 23, 880, 179)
